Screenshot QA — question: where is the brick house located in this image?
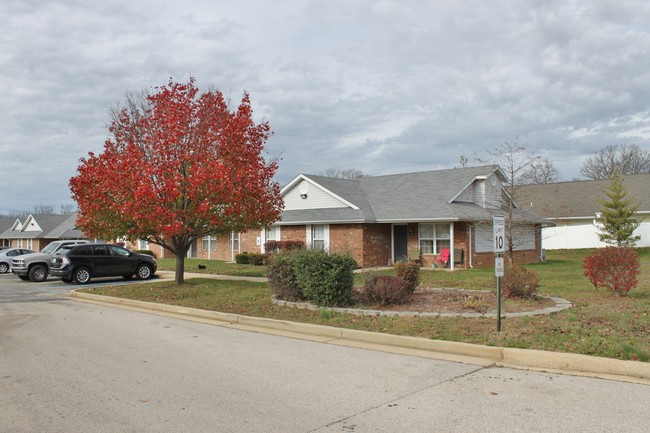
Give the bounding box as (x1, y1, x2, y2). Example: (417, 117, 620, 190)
(127, 165, 548, 268)
(0, 214, 87, 251)
(266, 165, 548, 269)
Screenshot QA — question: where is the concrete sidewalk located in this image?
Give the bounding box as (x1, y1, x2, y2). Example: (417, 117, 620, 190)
(69, 270, 650, 385)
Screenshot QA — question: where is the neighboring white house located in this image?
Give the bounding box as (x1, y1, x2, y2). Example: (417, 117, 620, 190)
(518, 174, 650, 249)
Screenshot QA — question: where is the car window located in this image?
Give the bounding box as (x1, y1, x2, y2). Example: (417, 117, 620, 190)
(7, 250, 19, 256)
(108, 245, 130, 257)
(74, 246, 92, 256)
(41, 243, 61, 254)
(92, 245, 107, 256)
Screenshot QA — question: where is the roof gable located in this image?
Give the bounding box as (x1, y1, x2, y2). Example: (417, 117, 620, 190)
(282, 174, 360, 211)
(21, 215, 43, 232)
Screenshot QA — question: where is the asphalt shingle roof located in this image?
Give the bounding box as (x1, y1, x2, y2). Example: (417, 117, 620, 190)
(518, 174, 650, 219)
(282, 165, 549, 224)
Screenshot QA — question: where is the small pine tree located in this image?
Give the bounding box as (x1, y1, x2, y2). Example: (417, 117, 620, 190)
(597, 174, 640, 247)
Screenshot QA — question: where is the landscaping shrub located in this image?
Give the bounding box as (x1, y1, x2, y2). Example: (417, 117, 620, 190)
(235, 253, 250, 264)
(359, 274, 412, 307)
(235, 252, 268, 266)
(394, 261, 420, 292)
(267, 251, 304, 301)
(134, 249, 156, 258)
(502, 266, 539, 299)
(583, 247, 640, 295)
(265, 240, 305, 253)
(293, 249, 357, 307)
(247, 252, 268, 266)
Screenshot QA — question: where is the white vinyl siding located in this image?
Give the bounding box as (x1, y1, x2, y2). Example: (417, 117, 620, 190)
(283, 181, 349, 210)
(475, 222, 536, 253)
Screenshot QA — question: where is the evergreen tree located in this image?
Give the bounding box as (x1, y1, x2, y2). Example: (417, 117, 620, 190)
(597, 174, 640, 247)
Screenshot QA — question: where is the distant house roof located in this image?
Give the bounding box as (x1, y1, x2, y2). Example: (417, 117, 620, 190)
(280, 165, 548, 225)
(0, 213, 86, 239)
(518, 173, 650, 219)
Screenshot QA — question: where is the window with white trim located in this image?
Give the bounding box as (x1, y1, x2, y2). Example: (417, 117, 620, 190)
(231, 232, 240, 252)
(138, 239, 149, 250)
(419, 223, 451, 254)
(311, 225, 326, 250)
(266, 225, 280, 241)
(202, 235, 217, 251)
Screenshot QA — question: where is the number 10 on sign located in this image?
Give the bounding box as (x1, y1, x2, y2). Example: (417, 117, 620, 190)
(493, 215, 505, 254)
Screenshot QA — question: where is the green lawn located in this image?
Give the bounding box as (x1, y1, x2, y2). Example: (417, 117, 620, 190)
(90, 248, 650, 362)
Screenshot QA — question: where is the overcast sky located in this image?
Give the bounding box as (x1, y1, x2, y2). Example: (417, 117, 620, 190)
(2, 0, 650, 214)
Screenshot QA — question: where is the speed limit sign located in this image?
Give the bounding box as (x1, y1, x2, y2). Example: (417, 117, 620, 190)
(493, 215, 505, 254)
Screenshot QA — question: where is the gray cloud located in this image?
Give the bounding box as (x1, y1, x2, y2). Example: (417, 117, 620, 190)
(1, 0, 649, 212)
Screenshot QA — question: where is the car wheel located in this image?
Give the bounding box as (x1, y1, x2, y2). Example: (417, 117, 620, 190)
(28, 265, 48, 282)
(135, 264, 153, 280)
(73, 267, 92, 284)
(17, 275, 30, 281)
(0, 262, 8, 274)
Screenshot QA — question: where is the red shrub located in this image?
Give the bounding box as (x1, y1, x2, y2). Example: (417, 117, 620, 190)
(583, 247, 640, 295)
(394, 261, 420, 292)
(502, 266, 539, 299)
(359, 275, 412, 307)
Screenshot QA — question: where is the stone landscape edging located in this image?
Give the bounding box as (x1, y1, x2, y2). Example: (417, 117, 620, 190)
(271, 291, 572, 318)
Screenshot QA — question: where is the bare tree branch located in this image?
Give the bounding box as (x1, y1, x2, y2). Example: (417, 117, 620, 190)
(581, 144, 650, 179)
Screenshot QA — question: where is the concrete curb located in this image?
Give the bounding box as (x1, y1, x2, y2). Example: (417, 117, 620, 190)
(69, 291, 650, 385)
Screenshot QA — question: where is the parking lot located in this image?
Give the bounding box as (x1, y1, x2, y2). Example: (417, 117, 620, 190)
(0, 273, 162, 303)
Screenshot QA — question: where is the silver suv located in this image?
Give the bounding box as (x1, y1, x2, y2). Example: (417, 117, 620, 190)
(12, 240, 90, 282)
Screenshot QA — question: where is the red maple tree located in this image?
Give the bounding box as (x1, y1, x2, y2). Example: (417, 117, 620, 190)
(70, 78, 283, 283)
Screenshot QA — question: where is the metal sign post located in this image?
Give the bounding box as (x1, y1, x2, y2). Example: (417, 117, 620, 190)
(493, 216, 505, 332)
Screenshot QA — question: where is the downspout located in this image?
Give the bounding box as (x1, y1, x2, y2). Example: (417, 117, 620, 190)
(450, 223, 454, 271)
(468, 224, 473, 269)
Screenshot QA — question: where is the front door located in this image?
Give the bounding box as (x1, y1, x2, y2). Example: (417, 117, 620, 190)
(393, 225, 408, 263)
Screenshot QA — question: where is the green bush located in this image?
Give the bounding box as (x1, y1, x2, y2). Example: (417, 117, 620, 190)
(394, 261, 420, 292)
(134, 249, 156, 258)
(293, 249, 357, 307)
(502, 266, 539, 299)
(235, 253, 250, 264)
(267, 251, 304, 301)
(359, 274, 412, 306)
(247, 253, 268, 266)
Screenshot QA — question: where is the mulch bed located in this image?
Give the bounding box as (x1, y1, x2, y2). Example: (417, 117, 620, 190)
(366, 288, 555, 314)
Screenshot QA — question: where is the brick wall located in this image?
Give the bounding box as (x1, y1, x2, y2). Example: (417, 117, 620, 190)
(362, 223, 392, 267)
(329, 224, 364, 263)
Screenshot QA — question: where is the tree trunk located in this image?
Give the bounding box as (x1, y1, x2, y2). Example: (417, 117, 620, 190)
(171, 236, 191, 285)
(175, 254, 185, 285)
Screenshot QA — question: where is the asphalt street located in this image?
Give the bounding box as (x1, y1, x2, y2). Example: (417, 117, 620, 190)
(1, 273, 649, 432)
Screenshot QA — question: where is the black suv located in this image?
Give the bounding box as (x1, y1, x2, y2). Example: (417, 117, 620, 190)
(49, 243, 157, 284)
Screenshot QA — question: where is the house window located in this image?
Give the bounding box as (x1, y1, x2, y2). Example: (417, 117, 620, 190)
(419, 223, 451, 254)
(266, 225, 280, 241)
(138, 239, 149, 250)
(312, 225, 326, 250)
(202, 235, 217, 251)
(231, 232, 240, 253)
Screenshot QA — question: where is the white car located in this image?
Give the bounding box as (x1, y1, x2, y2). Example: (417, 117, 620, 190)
(0, 248, 35, 273)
